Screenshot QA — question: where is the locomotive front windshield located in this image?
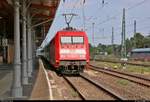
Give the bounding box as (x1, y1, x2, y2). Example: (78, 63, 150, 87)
(61, 36, 72, 44)
(61, 36, 84, 44)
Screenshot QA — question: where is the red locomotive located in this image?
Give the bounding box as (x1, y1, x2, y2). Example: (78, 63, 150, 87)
(44, 27, 90, 74)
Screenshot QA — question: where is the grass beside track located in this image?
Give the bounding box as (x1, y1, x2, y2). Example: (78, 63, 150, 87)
(92, 55, 150, 65)
(90, 61, 150, 75)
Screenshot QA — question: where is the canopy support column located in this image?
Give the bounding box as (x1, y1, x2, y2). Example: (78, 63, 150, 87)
(27, 12, 33, 77)
(12, 0, 23, 97)
(22, 0, 28, 85)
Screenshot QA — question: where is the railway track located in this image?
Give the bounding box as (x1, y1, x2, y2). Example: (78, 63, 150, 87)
(63, 74, 126, 100)
(92, 59, 150, 67)
(89, 64, 150, 87)
(43, 58, 149, 100)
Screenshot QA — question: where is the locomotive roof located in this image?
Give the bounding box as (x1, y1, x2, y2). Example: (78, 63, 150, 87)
(59, 27, 85, 32)
(131, 48, 150, 53)
(59, 30, 84, 32)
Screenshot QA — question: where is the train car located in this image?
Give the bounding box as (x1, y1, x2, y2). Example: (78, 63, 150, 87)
(130, 48, 150, 61)
(44, 28, 90, 74)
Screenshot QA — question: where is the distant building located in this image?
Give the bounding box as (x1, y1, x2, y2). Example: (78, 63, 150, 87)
(130, 48, 150, 61)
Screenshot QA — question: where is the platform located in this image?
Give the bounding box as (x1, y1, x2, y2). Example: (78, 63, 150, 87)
(0, 62, 39, 100)
(0, 64, 13, 100)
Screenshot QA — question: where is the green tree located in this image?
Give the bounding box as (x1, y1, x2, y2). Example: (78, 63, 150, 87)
(143, 36, 150, 48)
(105, 45, 113, 54)
(97, 43, 107, 52)
(130, 37, 134, 48)
(134, 33, 144, 48)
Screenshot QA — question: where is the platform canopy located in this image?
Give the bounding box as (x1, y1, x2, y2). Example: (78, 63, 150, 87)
(0, 0, 60, 43)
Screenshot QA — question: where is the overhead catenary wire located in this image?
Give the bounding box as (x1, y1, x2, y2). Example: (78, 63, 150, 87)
(95, 24, 150, 40)
(40, 0, 64, 48)
(40, 0, 82, 48)
(85, 0, 149, 45)
(97, 16, 150, 36)
(92, 21, 150, 45)
(86, 0, 109, 23)
(95, 0, 149, 26)
(70, 0, 81, 13)
(82, 0, 86, 31)
(89, 0, 149, 45)
(41, 0, 150, 48)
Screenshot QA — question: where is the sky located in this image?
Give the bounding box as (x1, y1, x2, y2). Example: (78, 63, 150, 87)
(40, 0, 150, 48)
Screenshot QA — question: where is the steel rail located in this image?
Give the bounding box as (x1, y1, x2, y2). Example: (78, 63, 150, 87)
(91, 59, 150, 67)
(63, 75, 126, 100)
(80, 73, 126, 100)
(90, 65, 150, 87)
(63, 76, 86, 100)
